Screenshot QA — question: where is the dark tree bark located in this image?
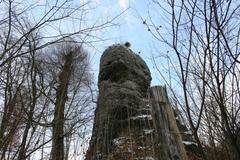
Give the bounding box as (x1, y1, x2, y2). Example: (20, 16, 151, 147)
(18, 40, 38, 160)
(51, 52, 73, 160)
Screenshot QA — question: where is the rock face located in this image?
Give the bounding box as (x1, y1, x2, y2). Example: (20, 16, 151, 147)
(174, 110, 201, 159)
(85, 44, 187, 160)
(149, 86, 187, 160)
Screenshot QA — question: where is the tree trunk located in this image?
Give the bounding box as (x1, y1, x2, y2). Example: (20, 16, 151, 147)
(51, 53, 73, 160)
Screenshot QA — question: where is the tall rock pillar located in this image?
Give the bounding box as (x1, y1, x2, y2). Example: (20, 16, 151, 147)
(149, 86, 187, 160)
(85, 44, 186, 160)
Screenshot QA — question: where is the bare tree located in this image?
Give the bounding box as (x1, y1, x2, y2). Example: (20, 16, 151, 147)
(0, 0, 119, 159)
(144, 0, 240, 159)
(51, 45, 74, 160)
(42, 42, 93, 160)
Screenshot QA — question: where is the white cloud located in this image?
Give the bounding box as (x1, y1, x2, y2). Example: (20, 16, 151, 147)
(118, 0, 128, 10)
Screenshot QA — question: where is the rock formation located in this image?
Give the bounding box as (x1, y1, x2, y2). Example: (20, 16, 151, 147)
(85, 44, 187, 160)
(174, 109, 201, 159)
